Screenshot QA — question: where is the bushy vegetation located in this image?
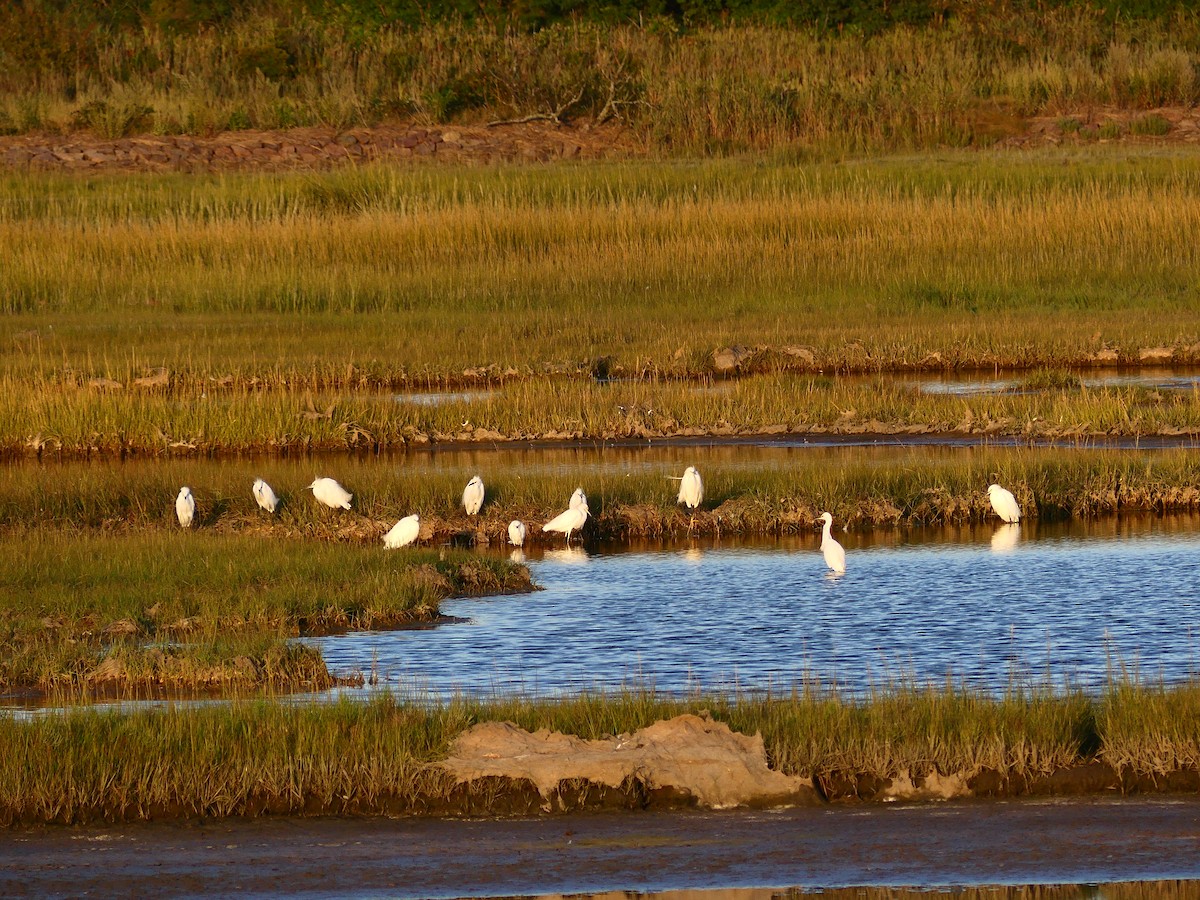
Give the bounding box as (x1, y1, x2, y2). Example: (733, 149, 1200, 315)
(3, 2, 1200, 151)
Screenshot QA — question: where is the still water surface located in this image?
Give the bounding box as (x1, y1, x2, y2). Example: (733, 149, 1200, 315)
(313, 516, 1200, 700)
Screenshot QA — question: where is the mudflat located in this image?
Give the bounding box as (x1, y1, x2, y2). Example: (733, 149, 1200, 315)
(4, 797, 1200, 899)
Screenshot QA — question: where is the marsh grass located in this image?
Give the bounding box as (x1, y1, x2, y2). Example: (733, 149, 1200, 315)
(2, 679, 1197, 825)
(2, 152, 1199, 393)
(0, 529, 530, 691)
(1, 447, 1198, 549)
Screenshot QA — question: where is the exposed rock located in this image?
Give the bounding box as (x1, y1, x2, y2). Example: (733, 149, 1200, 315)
(1139, 346, 1174, 362)
(102, 619, 140, 637)
(133, 367, 170, 388)
(88, 377, 123, 391)
(780, 346, 815, 364)
(441, 714, 817, 810)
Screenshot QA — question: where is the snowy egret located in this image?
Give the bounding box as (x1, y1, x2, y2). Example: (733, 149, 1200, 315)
(674, 466, 704, 510)
(463, 475, 485, 516)
(508, 519, 527, 547)
(252, 478, 279, 514)
(175, 487, 195, 528)
(544, 489, 589, 544)
(383, 514, 420, 549)
(309, 477, 352, 510)
(817, 511, 846, 574)
(987, 483, 1021, 524)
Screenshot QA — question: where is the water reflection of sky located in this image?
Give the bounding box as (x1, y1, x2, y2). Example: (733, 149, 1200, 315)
(313, 518, 1200, 700)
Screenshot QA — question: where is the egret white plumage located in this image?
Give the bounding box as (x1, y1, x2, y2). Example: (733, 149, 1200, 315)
(252, 478, 279, 514)
(175, 487, 195, 528)
(462, 475, 485, 515)
(817, 511, 846, 574)
(544, 490, 589, 544)
(987, 483, 1021, 524)
(383, 514, 420, 549)
(675, 466, 704, 510)
(508, 519, 527, 547)
(308, 477, 352, 510)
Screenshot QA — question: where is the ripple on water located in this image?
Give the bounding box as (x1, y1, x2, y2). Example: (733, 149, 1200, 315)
(310, 519, 1200, 700)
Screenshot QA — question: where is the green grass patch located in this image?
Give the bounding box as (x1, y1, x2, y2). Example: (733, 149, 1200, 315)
(0, 530, 531, 692)
(3, 680, 1199, 824)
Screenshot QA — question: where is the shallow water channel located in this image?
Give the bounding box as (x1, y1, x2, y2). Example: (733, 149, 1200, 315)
(312, 515, 1200, 700)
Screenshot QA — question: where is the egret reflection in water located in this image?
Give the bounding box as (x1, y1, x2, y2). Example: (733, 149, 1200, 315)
(991, 523, 1021, 554)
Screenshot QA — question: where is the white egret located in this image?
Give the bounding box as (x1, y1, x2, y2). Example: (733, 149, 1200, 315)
(252, 478, 279, 514)
(508, 519, 527, 547)
(675, 466, 704, 510)
(544, 490, 589, 544)
(462, 475, 485, 515)
(383, 514, 420, 549)
(309, 477, 352, 510)
(175, 487, 195, 528)
(817, 511, 846, 574)
(987, 483, 1021, 524)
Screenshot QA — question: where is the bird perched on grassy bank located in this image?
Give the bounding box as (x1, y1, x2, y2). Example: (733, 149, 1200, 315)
(252, 478, 279, 514)
(463, 475, 485, 515)
(987, 483, 1021, 524)
(673, 466, 704, 510)
(383, 514, 420, 549)
(508, 520, 527, 547)
(544, 488, 589, 544)
(175, 487, 195, 528)
(817, 511, 846, 574)
(309, 477, 352, 510)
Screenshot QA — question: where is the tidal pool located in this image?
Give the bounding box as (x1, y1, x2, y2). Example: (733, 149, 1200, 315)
(311, 516, 1200, 699)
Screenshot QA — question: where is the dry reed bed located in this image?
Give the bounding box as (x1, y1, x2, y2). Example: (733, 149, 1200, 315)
(3, 681, 1199, 825)
(2, 153, 1200, 385)
(4, 11, 1200, 153)
(0, 530, 531, 693)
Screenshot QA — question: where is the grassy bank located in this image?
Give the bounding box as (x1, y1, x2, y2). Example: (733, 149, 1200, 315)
(3, 154, 1199, 385)
(3, 6, 1200, 154)
(0, 530, 531, 694)
(2, 447, 1198, 540)
(3, 680, 1198, 825)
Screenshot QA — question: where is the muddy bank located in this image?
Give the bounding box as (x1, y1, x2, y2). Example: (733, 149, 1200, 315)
(0, 121, 637, 174)
(4, 799, 1200, 898)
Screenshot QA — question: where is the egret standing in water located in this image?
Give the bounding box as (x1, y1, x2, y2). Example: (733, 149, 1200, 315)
(544, 488, 589, 544)
(508, 520, 527, 547)
(252, 478, 279, 514)
(308, 477, 352, 510)
(175, 487, 195, 528)
(383, 514, 420, 549)
(462, 475, 485, 516)
(817, 511, 846, 574)
(987, 483, 1021, 524)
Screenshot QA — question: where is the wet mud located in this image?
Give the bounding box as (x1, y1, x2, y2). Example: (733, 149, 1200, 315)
(4, 797, 1200, 898)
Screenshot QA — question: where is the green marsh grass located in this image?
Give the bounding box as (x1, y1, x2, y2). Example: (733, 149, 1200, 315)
(3, 680, 1197, 824)
(2, 447, 1198, 542)
(0, 529, 530, 691)
(2, 152, 1200, 392)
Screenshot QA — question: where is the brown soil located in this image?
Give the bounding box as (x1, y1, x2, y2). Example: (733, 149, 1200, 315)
(4, 797, 1200, 897)
(0, 120, 639, 173)
(2, 106, 1198, 175)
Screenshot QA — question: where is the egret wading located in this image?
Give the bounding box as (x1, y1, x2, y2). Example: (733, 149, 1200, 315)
(463, 476, 485, 516)
(544, 488, 589, 544)
(252, 478, 279, 514)
(309, 477, 352, 510)
(383, 514, 420, 549)
(987, 484, 1022, 524)
(175, 487, 195, 528)
(817, 511, 846, 574)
